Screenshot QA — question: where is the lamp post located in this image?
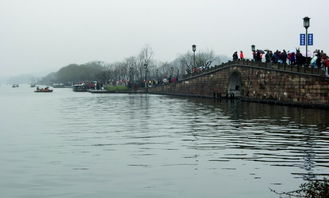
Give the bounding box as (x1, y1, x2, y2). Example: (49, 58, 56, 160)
(144, 63, 148, 92)
(129, 66, 133, 88)
(192, 44, 196, 73)
(303, 17, 310, 60)
(156, 69, 159, 84)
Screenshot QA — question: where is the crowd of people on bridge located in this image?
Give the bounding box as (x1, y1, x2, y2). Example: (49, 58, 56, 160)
(232, 49, 329, 76)
(232, 51, 245, 61)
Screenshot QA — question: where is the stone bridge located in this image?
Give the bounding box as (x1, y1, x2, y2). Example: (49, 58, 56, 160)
(149, 60, 329, 108)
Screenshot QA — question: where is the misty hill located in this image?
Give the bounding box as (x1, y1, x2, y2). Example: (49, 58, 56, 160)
(5, 74, 40, 85)
(40, 61, 105, 84)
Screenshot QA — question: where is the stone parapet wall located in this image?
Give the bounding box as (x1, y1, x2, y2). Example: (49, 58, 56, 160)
(149, 62, 329, 108)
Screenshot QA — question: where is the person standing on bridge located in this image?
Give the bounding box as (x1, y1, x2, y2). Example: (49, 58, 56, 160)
(239, 51, 244, 60)
(323, 55, 329, 77)
(265, 51, 271, 63)
(252, 50, 256, 61)
(232, 51, 238, 61)
(282, 50, 288, 64)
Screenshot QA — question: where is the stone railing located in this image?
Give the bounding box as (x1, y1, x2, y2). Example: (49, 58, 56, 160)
(182, 60, 327, 81)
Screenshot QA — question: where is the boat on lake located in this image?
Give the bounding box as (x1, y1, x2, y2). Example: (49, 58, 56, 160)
(73, 83, 88, 92)
(34, 87, 53, 93)
(52, 83, 65, 88)
(72, 81, 97, 92)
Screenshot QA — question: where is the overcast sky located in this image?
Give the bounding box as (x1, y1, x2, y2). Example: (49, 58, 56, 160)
(0, 0, 328, 77)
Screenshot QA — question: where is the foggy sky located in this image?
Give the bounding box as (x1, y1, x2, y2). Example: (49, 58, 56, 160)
(1, 0, 328, 77)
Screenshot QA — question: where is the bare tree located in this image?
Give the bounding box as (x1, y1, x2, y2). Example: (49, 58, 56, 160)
(137, 45, 154, 82)
(173, 49, 226, 75)
(156, 62, 171, 78)
(172, 52, 193, 75)
(125, 56, 137, 84)
(139, 44, 153, 65)
(196, 50, 216, 67)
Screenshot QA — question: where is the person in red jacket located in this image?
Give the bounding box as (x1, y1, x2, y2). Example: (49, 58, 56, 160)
(321, 54, 329, 77)
(239, 51, 244, 60)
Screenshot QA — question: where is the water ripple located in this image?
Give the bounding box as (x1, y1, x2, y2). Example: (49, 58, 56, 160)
(1, 87, 329, 198)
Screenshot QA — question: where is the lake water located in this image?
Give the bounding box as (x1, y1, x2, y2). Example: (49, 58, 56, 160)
(1, 85, 329, 198)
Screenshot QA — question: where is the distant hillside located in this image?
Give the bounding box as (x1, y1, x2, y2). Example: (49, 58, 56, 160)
(6, 74, 39, 84)
(40, 61, 106, 85)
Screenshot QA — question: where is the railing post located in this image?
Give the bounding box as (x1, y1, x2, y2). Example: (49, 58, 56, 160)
(318, 66, 320, 74)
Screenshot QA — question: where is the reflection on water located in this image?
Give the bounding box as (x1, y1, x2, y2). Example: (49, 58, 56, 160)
(186, 98, 329, 179)
(0, 85, 328, 198)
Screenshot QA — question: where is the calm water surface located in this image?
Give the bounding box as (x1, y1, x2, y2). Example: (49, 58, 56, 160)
(1, 85, 329, 198)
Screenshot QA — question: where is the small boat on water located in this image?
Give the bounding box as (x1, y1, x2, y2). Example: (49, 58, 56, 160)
(12, 84, 19, 88)
(73, 83, 88, 92)
(34, 87, 53, 93)
(52, 83, 65, 88)
(73, 81, 97, 92)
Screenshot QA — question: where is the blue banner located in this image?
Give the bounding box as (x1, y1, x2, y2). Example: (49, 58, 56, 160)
(300, 34, 305, 46)
(308, 33, 313, 46)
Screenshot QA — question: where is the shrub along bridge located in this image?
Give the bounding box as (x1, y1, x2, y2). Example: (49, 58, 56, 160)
(149, 60, 329, 108)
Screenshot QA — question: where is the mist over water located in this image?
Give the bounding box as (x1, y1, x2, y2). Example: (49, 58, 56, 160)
(1, 85, 329, 198)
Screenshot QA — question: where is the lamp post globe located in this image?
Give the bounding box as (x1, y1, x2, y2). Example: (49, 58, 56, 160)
(192, 44, 196, 52)
(303, 17, 310, 29)
(251, 45, 255, 51)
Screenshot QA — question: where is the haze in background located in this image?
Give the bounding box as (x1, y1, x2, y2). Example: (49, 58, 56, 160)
(0, 0, 328, 78)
